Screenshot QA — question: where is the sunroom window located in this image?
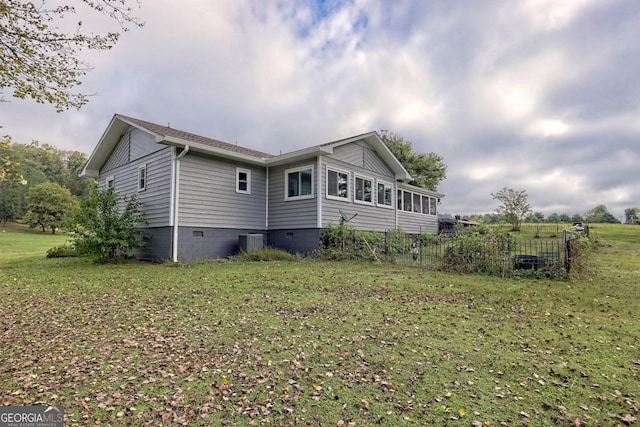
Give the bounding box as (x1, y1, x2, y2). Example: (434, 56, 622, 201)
(354, 176, 373, 204)
(286, 166, 313, 199)
(377, 182, 393, 207)
(327, 169, 348, 200)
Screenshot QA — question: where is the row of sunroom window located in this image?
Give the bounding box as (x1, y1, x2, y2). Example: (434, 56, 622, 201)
(284, 166, 437, 216)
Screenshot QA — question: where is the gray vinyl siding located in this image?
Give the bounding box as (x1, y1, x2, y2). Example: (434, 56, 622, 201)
(102, 132, 130, 172)
(397, 210, 438, 234)
(178, 153, 267, 229)
(98, 146, 173, 227)
(102, 128, 162, 173)
(322, 151, 396, 232)
(329, 141, 394, 176)
(268, 160, 318, 230)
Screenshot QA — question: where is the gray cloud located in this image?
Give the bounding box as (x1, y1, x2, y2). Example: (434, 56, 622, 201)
(2, 0, 637, 220)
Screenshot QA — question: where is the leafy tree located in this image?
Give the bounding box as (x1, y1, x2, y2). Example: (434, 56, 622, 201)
(64, 150, 94, 197)
(547, 213, 560, 223)
(585, 205, 620, 223)
(12, 142, 93, 197)
(558, 213, 572, 223)
(1, 0, 143, 111)
(23, 182, 77, 233)
(379, 130, 446, 191)
(570, 214, 584, 224)
(624, 208, 639, 224)
(70, 188, 147, 262)
(526, 212, 545, 223)
(491, 187, 532, 231)
(600, 212, 621, 224)
(0, 135, 26, 183)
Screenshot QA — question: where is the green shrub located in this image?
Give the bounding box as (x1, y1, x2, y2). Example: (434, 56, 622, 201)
(318, 223, 389, 261)
(46, 244, 79, 258)
(235, 247, 297, 262)
(70, 188, 147, 262)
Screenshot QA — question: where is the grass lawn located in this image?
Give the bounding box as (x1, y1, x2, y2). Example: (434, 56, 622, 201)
(1, 223, 638, 426)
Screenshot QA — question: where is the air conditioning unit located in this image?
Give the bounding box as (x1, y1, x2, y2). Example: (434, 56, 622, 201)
(239, 234, 263, 252)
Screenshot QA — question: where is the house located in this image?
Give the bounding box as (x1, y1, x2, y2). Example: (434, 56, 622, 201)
(81, 114, 444, 262)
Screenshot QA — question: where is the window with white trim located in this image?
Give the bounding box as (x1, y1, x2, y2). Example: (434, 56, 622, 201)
(285, 165, 313, 200)
(403, 190, 412, 211)
(377, 181, 393, 207)
(422, 195, 430, 214)
(412, 193, 421, 213)
(236, 168, 251, 194)
(137, 165, 147, 192)
(354, 175, 373, 204)
(430, 196, 437, 215)
(106, 176, 115, 190)
(326, 168, 349, 200)
(398, 188, 438, 215)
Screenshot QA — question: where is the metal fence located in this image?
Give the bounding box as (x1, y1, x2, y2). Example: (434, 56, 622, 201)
(320, 229, 572, 276)
(383, 232, 568, 276)
(320, 227, 586, 276)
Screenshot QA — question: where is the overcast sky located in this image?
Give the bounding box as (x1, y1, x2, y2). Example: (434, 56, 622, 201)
(3, 0, 639, 219)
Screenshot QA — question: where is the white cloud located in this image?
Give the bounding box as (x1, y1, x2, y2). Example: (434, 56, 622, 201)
(2, 0, 639, 219)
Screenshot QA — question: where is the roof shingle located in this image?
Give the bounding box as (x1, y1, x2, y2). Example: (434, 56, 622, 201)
(118, 114, 274, 159)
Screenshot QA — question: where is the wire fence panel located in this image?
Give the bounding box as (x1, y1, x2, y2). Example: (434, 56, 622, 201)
(381, 231, 569, 275)
(317, 225, 573, 276)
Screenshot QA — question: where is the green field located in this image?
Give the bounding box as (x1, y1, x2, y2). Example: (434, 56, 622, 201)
(1, 223, 638, 426)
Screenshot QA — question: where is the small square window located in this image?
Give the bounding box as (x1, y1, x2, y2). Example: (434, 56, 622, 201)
(236, 168, 251, 194)
(106, 176, 115, 190)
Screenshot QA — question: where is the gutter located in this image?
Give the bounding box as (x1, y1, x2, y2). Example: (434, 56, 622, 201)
(171, 145, 190, 262)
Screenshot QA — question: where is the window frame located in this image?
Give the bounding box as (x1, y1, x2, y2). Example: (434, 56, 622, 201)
(326, 167, 350, 201)
(354, 174, 374, 205)
(285, 165, 314, 201)
(137, 165, 147, 192)
(403, 190, 412, 211)
(236, 167, 251, 194)
(422, 195, 430, 215)
(376, 180, 393, 208)
(106, 176, 115, 190)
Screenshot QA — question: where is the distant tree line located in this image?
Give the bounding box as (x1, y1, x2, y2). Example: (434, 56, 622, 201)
(449, 204, 637, 226)
(0, 139, 94, 230)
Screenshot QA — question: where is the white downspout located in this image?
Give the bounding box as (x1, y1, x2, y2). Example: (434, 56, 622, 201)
(172, 145, 190, 262)
(316, 156, 322, 228)
(265, 167, 269, 230)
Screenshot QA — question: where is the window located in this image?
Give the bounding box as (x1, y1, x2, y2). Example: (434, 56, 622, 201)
(430, 197, 437, 215)
(398, 187, 438, 215)
(412, 193, 421, 213)
(403, 190, 412, 211)
(137, 165, 147, 191)
(236, 168, 251, 194)
(377, 181, 393, 207)
(327, 168, 349, 200)
(422, 195, 430, 214)
(354, 175, 373, 204)
(106, 176, 114, 190)
(286, 166, 313, 200)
